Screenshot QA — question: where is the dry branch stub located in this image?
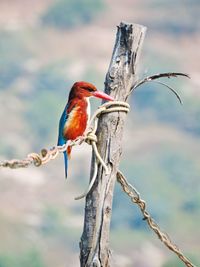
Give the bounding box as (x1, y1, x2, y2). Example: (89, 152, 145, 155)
(79, 22, 146, 267)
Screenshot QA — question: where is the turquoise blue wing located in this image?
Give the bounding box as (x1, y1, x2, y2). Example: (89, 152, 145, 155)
(58, 104, 68, 178)
(58, 104, 68, 146)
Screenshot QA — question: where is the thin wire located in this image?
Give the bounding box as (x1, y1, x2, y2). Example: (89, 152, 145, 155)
(75, 101, 130, 200)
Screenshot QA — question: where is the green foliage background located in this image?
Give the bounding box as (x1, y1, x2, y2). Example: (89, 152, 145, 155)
(42, 0, 104, 29)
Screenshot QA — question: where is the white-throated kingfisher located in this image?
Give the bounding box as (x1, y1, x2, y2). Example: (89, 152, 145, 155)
(57, 81, 114, 178)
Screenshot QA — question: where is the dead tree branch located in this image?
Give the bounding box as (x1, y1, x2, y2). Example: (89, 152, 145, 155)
(79, 22, 146, 267)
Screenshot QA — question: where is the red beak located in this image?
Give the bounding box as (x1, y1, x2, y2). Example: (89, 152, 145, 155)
(92, 91, 114, 101)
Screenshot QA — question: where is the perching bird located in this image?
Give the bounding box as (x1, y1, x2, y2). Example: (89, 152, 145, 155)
(57, 81, 114, 178)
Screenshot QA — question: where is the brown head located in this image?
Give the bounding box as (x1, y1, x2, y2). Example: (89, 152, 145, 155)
(68, 81, 114, 101)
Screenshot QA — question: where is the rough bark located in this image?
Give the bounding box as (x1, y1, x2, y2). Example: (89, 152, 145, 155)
(80, 22, 146, 267)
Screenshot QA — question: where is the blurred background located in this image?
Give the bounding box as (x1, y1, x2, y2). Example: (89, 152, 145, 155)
(0, 0, 199, 266)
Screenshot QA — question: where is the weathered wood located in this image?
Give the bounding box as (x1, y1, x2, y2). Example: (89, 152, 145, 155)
(80, 22, 146, 267)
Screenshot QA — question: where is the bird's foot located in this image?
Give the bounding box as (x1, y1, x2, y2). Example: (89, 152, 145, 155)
(73, 135, 86, 145)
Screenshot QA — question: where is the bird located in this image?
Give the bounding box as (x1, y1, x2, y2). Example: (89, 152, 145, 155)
(57, 81, 114, 178)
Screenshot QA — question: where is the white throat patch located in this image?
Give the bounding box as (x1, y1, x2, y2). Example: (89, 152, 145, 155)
(86, 98, 91, 125)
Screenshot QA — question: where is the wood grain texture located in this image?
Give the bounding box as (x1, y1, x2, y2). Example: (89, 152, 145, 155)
(80, 22, 146, 267)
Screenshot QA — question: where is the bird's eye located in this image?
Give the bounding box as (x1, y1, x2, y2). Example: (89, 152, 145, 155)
(82, 86, 93, 92)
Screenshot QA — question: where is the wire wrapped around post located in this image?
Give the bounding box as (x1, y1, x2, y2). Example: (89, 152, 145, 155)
(75, 101, 130, 200)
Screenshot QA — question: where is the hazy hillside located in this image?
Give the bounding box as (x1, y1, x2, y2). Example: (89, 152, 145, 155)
(0, 0, 199, 266)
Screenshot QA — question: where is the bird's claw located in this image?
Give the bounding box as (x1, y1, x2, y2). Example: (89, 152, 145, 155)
(73, 135, 86, 145)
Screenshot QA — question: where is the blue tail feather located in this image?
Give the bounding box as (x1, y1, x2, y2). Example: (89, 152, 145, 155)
(58, 104, 69, 179)
(64, 150, 68, 179)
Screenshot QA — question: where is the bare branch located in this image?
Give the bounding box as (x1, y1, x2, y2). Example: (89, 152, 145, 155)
(127, 72, 190, 104)
(134, 72, 190, 90)
(144, 80, 183, 104)
(136, 72, 190, 85)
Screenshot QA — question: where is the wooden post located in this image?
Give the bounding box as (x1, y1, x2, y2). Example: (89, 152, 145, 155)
(80, 22, 146, 267)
